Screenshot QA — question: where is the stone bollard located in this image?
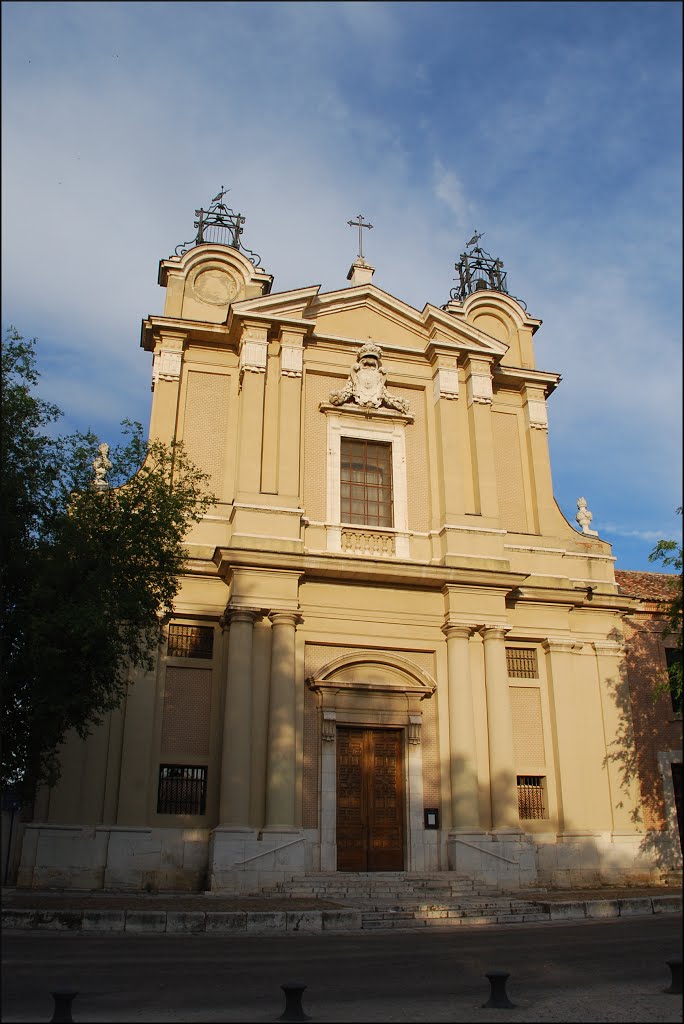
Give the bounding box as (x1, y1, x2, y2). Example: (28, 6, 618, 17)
(276, 983, 311, 1021)
(482, 971, 515, 1008)
(50, 990, 78, 1022)
(664, 957, 682, 994)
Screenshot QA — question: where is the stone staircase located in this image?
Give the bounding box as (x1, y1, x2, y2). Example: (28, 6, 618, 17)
(254, 872, 551, 929)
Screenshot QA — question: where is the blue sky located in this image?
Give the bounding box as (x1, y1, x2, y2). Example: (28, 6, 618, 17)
(2, 1, 682, 571)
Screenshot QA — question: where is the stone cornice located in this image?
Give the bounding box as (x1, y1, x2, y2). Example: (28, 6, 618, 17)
(140, 316, 222, 352)
(492, 366, 561, 396)
(214, 547, 529, 593)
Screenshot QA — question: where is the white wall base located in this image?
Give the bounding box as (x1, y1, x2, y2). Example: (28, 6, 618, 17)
(16, 824, 681, 891)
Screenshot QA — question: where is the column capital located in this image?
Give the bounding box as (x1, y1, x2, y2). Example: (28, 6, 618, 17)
(222, 606, 263, 628)
(479, 623, 511, 641)
(268, 609, 303, 628)
(592, 639, 624, 656)
(542, 637, 582, 654)
(442, 621, 477, 640)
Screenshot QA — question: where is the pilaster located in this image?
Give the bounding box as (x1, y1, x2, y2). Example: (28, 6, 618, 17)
(277, 327, 306, 502)
(522, 384, 556, 535)
(236, 321, 269, 499)
(148, 330, 186, 444)
(464, 356, 498, 519)
(480, 625, 520, 830)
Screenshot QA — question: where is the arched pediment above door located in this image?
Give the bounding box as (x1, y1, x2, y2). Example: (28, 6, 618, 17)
(307, 651, 436, 703)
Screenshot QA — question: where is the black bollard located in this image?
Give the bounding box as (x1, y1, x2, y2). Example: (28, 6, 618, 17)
(276, 983, 311, 1021)
(50, 990, 78, 1023)
(482, 971, 515, 1009)
(664, 957, 682, 995)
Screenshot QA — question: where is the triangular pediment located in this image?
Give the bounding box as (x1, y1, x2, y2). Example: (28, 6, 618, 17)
(229, 282, 508, 358)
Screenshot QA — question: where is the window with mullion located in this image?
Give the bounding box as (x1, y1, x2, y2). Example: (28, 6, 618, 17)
(340, 438, 393, 528)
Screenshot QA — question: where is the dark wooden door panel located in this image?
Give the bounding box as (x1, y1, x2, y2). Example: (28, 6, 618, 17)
(336, 727, 404, 872)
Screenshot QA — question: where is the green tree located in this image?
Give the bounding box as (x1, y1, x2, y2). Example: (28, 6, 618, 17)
(648, 508, 683, 712)
(1, 327, 214, 800)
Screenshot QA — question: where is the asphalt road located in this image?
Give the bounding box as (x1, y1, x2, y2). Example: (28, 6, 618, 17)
(2, 915, 682, 1023)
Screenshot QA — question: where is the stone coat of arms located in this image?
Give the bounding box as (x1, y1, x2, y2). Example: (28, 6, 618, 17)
(329, 342, 409, 414)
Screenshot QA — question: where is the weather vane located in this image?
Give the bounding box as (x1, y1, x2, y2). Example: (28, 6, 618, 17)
(466, 230, 484, 248)
(347, 213, 373, 260)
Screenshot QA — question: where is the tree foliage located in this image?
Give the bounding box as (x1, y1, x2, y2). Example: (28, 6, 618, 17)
(648, 507, 683, 710)
(1, 328, 214, 799)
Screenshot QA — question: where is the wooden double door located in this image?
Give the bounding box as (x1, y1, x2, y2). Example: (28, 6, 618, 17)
(336, 727, 405, 871)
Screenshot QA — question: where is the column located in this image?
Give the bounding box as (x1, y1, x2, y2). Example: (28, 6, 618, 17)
(264, 610, 302, 830)
(443, 624, 481, 831)
(219, 608, 261, 826)
(481, 625, 520, 830)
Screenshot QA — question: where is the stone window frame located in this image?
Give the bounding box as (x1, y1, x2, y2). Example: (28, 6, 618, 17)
(324, 409, 410, 558)
(657, 750, 683, 845)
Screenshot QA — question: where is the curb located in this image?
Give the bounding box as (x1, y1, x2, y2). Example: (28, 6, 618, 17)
(1, 907, 363, 934)
(1, 896, 679, 933)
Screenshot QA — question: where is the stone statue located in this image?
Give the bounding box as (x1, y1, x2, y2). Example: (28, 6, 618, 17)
(576, 496, 598, 536)
(91, 442, 112, 492)
(329, 342, 410, 414)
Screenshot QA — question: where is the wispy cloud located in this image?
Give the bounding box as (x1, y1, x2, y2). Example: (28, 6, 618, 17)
(2, 1, 681, 569)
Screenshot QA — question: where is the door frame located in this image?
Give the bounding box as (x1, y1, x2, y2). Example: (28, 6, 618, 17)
(308, 651, 437, 874)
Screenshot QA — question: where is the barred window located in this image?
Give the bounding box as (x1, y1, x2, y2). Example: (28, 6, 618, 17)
(517, 775, 546, 819)
(157, 765, 207, 815)
(340, 438, 393, 528)
(167, 624, 214, 659)
(506, 647, 538, 678)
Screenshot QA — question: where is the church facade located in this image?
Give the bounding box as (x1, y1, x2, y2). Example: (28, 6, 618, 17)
(17, 200, 683, 892)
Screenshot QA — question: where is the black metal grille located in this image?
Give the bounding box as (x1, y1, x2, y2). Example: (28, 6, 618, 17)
(517, 775, 546, 819)
(340, 438, 393, 528)
(157, 765, 207, 815)
(167, 624, 214, 659)
(506, 647, 538, 678)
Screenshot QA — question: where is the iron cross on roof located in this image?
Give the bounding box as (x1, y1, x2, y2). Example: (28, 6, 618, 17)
(347, 213, 373, 260)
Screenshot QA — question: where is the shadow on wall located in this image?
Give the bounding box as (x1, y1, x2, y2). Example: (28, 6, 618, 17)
(603, 626, 682, 875)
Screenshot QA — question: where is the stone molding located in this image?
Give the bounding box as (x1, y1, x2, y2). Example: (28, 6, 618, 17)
(526, 398, 549, 431)
(466, 372, 493, 406)
(432, 366, 459, 401)
(280, 344, 303, 377)
(152, 349, 182, 386)
(321, 710, 337, 742)
(408, 714, 422, 745)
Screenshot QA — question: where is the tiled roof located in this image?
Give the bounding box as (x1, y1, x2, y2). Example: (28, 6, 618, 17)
(614, 569, 679, 602)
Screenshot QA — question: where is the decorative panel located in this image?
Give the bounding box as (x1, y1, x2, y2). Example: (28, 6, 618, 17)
(492, 410, 528, 532)
(510, 686, 546, 770)
(161, 667, 212, 756)
(182, 371, 231, 495)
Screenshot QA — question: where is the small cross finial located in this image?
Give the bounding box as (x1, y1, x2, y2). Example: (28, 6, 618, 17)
(347, 213, 373, 261)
